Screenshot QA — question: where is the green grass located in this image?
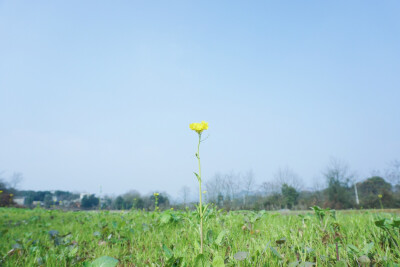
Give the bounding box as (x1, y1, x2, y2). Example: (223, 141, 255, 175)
(1, 207, 399, 266)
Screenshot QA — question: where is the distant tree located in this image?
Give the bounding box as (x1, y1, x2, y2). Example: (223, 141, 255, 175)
(24, 195, 34, 206)
(81, 194, 99, 209)
(44, 194, 53, 208)
(242, 170, 256, 208)
(263, 193, 284, 210)
(98, 196, 112, 209)
(179, 186, 191, 208)
(274, 166, 302, 191)
(323, 158, 355, 209)
(309, 177, 326, 205)
(386, 160, 400, 186)
(281, 183, 299, 209)
(133, 197, 144, 209)
(113, 196, 125, 210)
(55, 190, 79, 201)
(0, 178, 7, 191)
(259, 181, 280, 197)
(122, 190, 141, 209)
(358, 176, 395, 208)
(149, 192, 170, 210)
(9, 172, 23, 189)
(0, 177, 12, 207)
(223, 172, 241, 209)
(205, 171, 242, 209)
(205, 173, 225, 204)
(31, 191, 51, 202)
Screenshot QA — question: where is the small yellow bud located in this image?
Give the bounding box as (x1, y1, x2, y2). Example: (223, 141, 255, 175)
(378, 194, 383, 198)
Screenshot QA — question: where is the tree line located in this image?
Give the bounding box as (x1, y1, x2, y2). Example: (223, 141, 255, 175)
(203, 159, 400, 210)
(1, 158, 399, 211)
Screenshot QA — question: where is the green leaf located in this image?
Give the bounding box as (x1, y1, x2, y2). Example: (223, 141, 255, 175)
(391, 219, 400, 228)
(347, 244, 359, 254)
(162, 244, 174, 259)
(233, 251, 248, 261)
(194, 172, 201, 182)
(194, 254, 210, 267)
(362, 242, 374, 255)
(270, 247, 282, 260)
(160, 213, 172, 225)
(334, 260, 346, 267)
(68, 247, 78, 258)
(212, 255, 225, 267)
(206, 229, 214, 244)
(91, 256, 118, 267)
(214, 230, 227, 246)
(0, 229, 8, 238)
(298, 262, 315, 267)
(374, 219, 387, 228)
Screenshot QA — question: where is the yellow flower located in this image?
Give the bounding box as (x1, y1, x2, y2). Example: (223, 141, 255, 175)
(154, 193, 159, 196)
(10, 194, 13, 197)
(378, 194, 382, 198)
(190, 121, 209, 133)
(0, 190, 3, 193)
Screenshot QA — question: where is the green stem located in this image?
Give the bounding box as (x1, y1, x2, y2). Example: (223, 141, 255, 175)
(197, 133, 203, 254)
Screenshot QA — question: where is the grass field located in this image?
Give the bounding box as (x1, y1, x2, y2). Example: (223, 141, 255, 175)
(1, 207, 399, 266)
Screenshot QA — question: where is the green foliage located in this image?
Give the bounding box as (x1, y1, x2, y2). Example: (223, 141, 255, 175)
(324, 159, 355, 209)
(358, 176, 396, 208)
(0, 208, 400, 265)
(90, 256, 118, 267)
(81, 194, 99, 209)
(281, 183, 299, 209)
(43, 194, 53, 208)
(112, 196, 125, 210)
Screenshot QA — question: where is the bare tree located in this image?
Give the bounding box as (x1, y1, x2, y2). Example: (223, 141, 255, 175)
(0, 171, 7, 190)
(324, 158, 355, 184)
(324, 157, 356, 208)
(205, 172, 225, 203)
(370, 169, 381, 177)
(179, 185, 191, 207)
(223, 171, 241, 206)
(9, 172, 23, 189)
(242, 170, 256, 208)
(274, 166, 302, 191)
(205, 171, 242, 209)
(386, 159, 400, 185)
(310, 176, 326, 204)
(259, 181, 281, 197)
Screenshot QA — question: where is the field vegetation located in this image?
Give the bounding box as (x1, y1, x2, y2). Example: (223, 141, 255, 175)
(1, 207, 400, 266)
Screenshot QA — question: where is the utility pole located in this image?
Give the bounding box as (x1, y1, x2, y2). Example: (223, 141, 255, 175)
(354, 182, 359, 205)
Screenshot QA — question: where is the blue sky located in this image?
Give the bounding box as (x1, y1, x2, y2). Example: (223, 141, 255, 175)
(1, 1, 399, 198)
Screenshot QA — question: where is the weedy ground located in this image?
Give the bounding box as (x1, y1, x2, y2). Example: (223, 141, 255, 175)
(0, 207, 399, 266)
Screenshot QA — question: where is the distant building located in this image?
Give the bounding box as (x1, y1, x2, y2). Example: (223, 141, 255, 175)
(13, 197, 25, 206)
(32, 201, 43, 207)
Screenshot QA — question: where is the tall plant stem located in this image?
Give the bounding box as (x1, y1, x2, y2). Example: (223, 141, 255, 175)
(197, 133, 203, 254)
